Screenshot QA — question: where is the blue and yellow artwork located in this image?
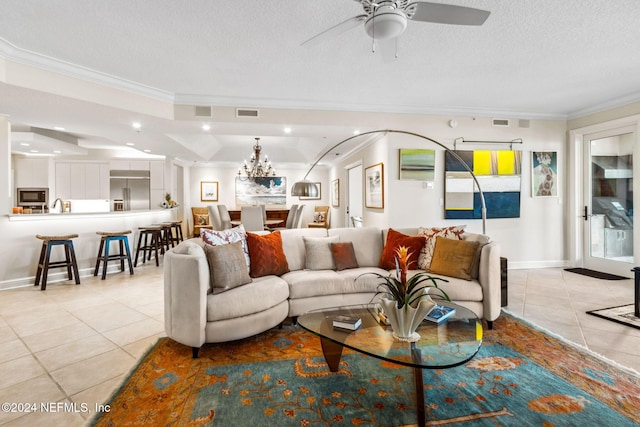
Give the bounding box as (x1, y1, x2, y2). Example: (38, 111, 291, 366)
(445, 150, 522, 219)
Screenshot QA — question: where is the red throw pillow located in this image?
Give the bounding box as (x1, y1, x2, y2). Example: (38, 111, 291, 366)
(331, 242, 359, 271)
(379, 229, 426, 270)
(245, 231, 290, 278)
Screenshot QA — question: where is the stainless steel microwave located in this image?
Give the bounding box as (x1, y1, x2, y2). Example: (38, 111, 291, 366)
(17, 187, 49, 207)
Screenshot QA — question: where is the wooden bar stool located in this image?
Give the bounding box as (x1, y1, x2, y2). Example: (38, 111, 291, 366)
(154, 223, 173, 251)
(168, 220, 184, 245)
(34, 234, 80, 291)
(94, 231, 134, 280)
(134, 226, 163, 267)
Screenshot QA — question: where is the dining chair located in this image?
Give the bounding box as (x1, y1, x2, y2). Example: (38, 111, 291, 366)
(293, 204, 305, 228)
(207, 205, 223, 230)
(217, 205, 233, 230)
(241, 206, 265, 232)
(191, 207, 213, 237)
(351, 216, 363, 228)
(270, 203, 298, 231)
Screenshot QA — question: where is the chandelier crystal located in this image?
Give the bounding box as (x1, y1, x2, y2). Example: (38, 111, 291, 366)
(238, 137, 276, 180)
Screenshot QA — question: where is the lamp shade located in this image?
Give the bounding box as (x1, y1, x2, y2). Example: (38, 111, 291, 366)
(291, 180, 318, 197)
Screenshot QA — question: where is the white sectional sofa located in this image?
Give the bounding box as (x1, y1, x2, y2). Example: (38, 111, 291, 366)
(164, 226, 501, 358)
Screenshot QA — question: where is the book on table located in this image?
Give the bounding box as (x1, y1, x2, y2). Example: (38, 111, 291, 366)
(332, 315, 362, 330)
(425, 304, 456, 324)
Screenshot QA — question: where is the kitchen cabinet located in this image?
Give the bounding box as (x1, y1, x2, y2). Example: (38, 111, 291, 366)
(149, 160, 165, 209)
(110, 160, 150, 171)
(14, 157, 49, 188)
(55, 162, 109, 200)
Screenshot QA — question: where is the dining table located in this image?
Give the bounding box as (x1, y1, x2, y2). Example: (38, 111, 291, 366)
(230, 219, 284, 227)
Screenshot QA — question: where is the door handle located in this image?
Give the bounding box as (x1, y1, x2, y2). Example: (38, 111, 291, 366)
(583, 206, 589, 221)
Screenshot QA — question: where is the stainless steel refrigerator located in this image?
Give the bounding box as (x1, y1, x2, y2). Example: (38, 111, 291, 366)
(109, 170, 150, 211)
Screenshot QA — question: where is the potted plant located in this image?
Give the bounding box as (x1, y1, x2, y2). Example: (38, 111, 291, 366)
(365, 246, 450, 341)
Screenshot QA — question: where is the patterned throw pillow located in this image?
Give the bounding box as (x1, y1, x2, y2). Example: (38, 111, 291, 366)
(313, 212, 326, 223)
(379, 229, 426, 270)
(417, 225, 466, 270)
(204, 241, 252, 293)
(246, 231, 290, 278)
(201, 225, 250, 268)
(195, 214, 209, 225)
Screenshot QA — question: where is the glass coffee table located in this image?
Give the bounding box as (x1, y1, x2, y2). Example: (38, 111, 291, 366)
(298, 302, 483, 426)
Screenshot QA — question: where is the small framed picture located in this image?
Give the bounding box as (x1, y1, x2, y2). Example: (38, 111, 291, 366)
(331, 179, 340, 207)
(365, 163, 384, 209)
(200, 181, 219, 202)
(300, 182, 321, 200)
(531, 152, 558, 197)
(399, 148, 435, 181)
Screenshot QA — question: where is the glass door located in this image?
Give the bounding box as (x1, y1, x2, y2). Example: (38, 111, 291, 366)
(583, 127, 635, 277)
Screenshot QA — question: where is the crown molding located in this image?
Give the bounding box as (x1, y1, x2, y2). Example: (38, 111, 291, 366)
(0, 38, 174, 103)
(567, 91, 640, 120)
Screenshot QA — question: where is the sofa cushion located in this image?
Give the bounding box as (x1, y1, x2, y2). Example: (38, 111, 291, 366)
(279, 228, 329, 271)
(328, 227, 384, 267)
(303, 236, 339, 270)
(331, 242, 359, 271)
(417, 225, 466, 270)
(246, 231, 290, 277)
(201, 225, 250, 268)
(379, 228, 426, 270)
(428, 236, 479, 281)
(203, 241, 252, 293)
(282, 267, 382, 299)
(206, 275, 289, 322)
(463, 232, 491, 279)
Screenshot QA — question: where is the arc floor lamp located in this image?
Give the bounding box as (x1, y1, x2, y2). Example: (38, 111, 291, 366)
(291, 129, 488, 234)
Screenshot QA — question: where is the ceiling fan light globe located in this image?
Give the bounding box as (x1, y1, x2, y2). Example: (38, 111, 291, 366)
(364, 9, 407, 39)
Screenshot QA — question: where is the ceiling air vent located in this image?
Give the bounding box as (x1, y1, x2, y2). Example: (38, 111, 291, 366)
(236, 108, 259, 118)
(492, 118, 510, 127)
(194, 106, 212, 118)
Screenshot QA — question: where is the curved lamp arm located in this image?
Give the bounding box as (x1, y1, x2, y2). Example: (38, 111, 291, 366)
(291, 129, 487, 234)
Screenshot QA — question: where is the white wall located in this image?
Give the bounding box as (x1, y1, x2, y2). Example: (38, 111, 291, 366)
(328, 117, 567, 268)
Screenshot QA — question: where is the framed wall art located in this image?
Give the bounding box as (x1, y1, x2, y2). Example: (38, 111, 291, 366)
(399, 148, 435, 181)
(531, 151, 558, 197)
(200, 181, 219, 202)
(235, 176, 287, 206)
(300, 182, 321, 200)
(365, 162, 384, 209)
(331, 179, 340, 207)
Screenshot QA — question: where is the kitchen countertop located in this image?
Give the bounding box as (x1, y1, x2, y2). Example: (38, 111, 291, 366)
(7, 208, 175, 221)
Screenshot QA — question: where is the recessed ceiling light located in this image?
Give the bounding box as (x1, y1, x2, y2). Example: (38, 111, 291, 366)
(284, 127, 292, 134)
(53, 150, 62, 154)
(143, 149, 151, 153)
(126, 142, 135, 146)
(53, 126, 65, 131)
(202, 124, 211, 131)
(132, 122, 141, 130)
(30, 150, 38, 153)
(20, 142, 30, 146)
(353, 130, 361, 135)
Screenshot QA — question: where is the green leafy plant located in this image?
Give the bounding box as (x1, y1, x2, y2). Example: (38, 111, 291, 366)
(363, 246, 450, 309)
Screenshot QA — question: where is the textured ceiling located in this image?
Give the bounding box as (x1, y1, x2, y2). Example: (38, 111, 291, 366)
(1, 0, 640, 162)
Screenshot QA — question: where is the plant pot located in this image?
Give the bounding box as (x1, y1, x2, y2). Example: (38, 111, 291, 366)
(381, 294, 436, 342)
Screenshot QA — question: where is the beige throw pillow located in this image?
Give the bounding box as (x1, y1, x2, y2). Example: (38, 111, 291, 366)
(303, 236, 339, 270)
(428, 236, 479, 281)
(204, 241, 252, 293)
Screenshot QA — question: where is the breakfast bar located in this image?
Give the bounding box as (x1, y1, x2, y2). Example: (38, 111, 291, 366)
(2, 209, 178, 290)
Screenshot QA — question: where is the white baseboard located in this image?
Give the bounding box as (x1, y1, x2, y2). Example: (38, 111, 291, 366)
(504, 260, 570, 270)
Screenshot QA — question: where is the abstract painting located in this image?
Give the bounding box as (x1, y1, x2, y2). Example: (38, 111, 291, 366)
(399, 148, 435, 181)
(445, 150, 522, 219)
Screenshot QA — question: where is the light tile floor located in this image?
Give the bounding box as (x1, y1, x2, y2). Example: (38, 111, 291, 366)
(0, 265, 639, 426)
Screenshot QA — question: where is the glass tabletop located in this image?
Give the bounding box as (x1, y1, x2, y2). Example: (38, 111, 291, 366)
(297, 302, 483, 369)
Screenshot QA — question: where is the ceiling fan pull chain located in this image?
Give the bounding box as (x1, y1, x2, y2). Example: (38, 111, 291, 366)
(395, 38, 399, 58)
(372, 38, 376, 53)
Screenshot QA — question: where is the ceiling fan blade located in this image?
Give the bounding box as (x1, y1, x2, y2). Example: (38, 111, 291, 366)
(407, 2, 490, 26)
(301, 14, 368, 47)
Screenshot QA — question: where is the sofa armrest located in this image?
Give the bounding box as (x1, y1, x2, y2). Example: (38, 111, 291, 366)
(478, 241, 501, 322)
(163, 242, 210, 348)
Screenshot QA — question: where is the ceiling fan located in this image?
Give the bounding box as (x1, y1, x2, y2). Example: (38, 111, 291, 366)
(302, 0, 490, 47)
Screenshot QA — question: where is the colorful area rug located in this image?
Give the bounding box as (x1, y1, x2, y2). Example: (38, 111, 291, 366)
(91, 312, 640, 426)
(587, 304, 640, 330)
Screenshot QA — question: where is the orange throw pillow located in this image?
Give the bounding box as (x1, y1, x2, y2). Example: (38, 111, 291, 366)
(246, 231, 290, 278)
(379, 229, 426, 270)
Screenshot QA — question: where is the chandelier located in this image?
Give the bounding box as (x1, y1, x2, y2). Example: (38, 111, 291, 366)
(238, 137, 276, 180)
